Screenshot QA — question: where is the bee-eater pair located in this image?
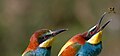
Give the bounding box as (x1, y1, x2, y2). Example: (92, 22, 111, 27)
(22, 12, 111, 56)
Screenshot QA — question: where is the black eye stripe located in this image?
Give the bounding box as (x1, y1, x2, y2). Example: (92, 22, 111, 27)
(38, 36, 45, 44)
(91, 27, 96, 32)
(38, 32, 53, 44)
(86, 26, 98, 40)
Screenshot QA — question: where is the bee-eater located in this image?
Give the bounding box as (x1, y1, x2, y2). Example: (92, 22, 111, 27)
(76, 18, 111, 56)
(58, 12, 110, 56)
(22, 29, 67, 56)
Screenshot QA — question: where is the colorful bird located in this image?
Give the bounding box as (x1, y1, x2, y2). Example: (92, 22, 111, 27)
(58, 12, 110, 56)
(76, 18, 111, 56)
(22, 29, 67, 56)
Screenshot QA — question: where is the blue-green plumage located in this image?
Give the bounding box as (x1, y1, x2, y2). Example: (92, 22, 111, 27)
(76, 42, 102, 56)
(75, 11, 111, 56)
(24, 47, 51, 56)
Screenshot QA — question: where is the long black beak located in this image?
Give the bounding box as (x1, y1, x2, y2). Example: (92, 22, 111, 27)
(50, 29, 68, 36)
(98, 19, 111, 31)
(96, 12, 107, 28)
(43, 29, 68, 38)
(38, 29, 67, 44)
(95, 12, 111, 32)
(86, 11, 112, 40)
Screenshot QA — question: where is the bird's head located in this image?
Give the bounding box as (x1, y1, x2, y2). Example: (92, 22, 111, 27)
(30, 29, 67, 48)
(37, 29, 67, 47)
(86, 12, 111, 44)
(22, 29, 67, 56)
(83, 12, 107, 40)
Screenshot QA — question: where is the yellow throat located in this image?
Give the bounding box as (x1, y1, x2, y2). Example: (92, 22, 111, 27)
(39, 37, 54, 47)
(87, 31, 102, 44)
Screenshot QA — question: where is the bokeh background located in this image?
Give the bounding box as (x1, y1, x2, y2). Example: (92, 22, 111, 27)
(0, 0, 120, 56)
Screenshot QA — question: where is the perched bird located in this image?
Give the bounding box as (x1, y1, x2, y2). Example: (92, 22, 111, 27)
(58, 12, 110, 56)
(22, 29, 67, 56)
(76, 18, 111, 56)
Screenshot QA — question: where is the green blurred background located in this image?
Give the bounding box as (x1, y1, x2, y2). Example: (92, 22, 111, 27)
(0, 0, 120, 56)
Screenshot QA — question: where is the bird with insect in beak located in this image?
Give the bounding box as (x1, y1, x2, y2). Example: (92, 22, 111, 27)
(58, 10, 113, 56)
(22, 29, 67, 56)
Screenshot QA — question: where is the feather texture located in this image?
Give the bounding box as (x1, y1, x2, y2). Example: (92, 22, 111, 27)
(23, 47, 51, 56)
(76, 42, 102, 56)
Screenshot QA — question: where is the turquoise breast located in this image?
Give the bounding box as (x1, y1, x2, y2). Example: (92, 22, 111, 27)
(76, 42, 102, 56)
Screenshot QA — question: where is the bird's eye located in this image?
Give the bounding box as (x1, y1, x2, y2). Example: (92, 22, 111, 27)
(87, 26, 98, 39)
(89, 26, 96, 32)
(89, 27, 96, 35)
(42, 31, 54, 39)
(90, 31, 94, 35)
(38, 36, 45, 44)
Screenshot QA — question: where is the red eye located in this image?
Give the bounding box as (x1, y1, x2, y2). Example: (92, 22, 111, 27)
(90, 32, 94, 35)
